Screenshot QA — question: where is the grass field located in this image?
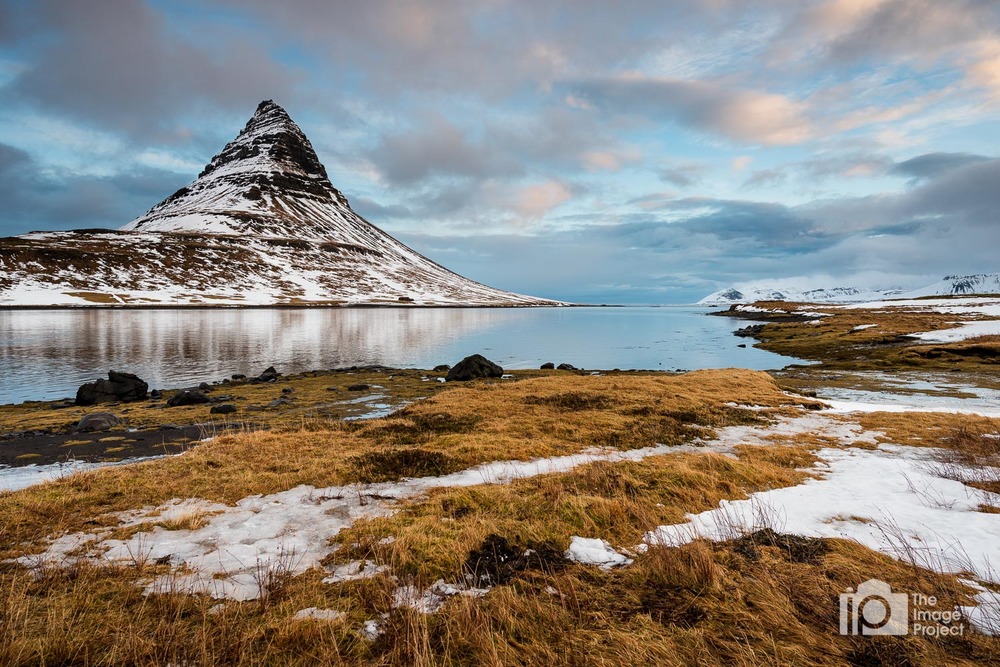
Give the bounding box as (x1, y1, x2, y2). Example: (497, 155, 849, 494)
(2, 367, 999, 665)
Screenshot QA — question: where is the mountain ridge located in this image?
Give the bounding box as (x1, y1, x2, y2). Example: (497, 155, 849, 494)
(0, 101, 559, 307)
(698, 274, 1000, 305)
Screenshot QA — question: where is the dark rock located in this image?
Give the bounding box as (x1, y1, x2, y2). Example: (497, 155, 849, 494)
(150, 389, 163, 399)
(75, 371, 149, 406)
(257, 366, 280, 382)
(160, 424, 179, 430)
(734, 324, 765, 338)
(198, 382, 212, 391)
(167, 390, 211, 407)
(325, 386, 339, 391)
(210, 404, 238, 415)
(281, 387, 295, 394)
(432, 364, 451, 373)
(231, 374, 247, 381)
(268, 397, 293, 407)
(347, 384, 370, 391)
(556, 363, 577, 371)
(446, 354, 504, 382)
(737, 343, 747, 348)
(77, 412, 120, 432)
(540, 362, 555, 370)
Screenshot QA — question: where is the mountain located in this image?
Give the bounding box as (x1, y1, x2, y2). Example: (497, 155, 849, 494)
(902, 274, 1000, 298)
(0, 101, 559, 307)
(699, 273, 1000, 305)
(697, 285, 902, 305)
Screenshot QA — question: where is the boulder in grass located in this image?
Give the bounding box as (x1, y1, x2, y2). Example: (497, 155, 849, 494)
(540, 362, 555, 370)
(433, 364, 451, 373)
(167, 390, 211, 407)
(445, 354, 504, 382)
(556, 363, 578, 371)
(210, 404, 238, 415)
(77, 412, 121, 432)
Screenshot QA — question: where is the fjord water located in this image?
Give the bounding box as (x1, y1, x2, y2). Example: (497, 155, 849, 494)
(0, 307, 801, 405)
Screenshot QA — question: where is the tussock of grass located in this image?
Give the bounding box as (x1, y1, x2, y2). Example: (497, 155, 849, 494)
(349, 449, 461, 483)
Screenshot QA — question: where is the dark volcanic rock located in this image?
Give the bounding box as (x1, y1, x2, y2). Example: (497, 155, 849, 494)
(734, 324, 766, 338)
(75, 371, 148, 406)
(167, 390, 211, 407)
(432, 364, 451, 373)
(256, 366, 280, 383)
(556, 363, 577, 371)
(210, 404, 238, 415)
(77, 412, 121, 433)
(231, 374, 247, 381)
(446, 354, 504, 382)
(198, 382, 212, 391)
(347, 384, 370, 391)
(540, 362, 555, 370)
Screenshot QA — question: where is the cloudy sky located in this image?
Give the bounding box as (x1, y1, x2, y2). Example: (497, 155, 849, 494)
(1, 0, 998, 303)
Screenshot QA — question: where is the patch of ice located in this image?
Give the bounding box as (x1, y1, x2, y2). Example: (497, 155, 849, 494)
(565, 536, 632, 569)
(852, 324, 878, 331)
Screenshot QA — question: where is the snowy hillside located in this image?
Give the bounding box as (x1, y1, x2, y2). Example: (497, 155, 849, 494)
(0, 101, 558, 307)
(903, 274, 1000, 298)
(697, 285, 902, 305)
(700, 274, 1000, 305)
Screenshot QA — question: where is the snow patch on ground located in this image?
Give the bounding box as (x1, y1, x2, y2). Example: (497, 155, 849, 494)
(393, 581, 490, 613)
(644, 444, 1000, 583)
(15, 443, 686, 600)
(565, 536, 632, 569)
(293, 607, 346, 622)
(911, 320, 1000, 343)
(0, 456, 171, 493)
(323, 560, 387, 584)
(960, 580, 1000, 636)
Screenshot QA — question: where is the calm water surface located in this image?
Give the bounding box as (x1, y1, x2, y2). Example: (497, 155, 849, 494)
(0, 306, 804, 405)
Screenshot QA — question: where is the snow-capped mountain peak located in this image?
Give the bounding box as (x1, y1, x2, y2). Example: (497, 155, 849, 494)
(121, 100, 359, 239)
(0, 100, 558, 307)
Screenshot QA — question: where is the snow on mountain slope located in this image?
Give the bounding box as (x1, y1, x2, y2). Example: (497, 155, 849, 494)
(0, 101, 559, 307)
(903, 274, 1000, 298)
(697, 285, 902, 305)
(699, 274, 1000, 305)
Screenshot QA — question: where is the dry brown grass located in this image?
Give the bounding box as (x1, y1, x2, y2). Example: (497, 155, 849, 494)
(720, 300, 1000, 374)
(1, 369, 998, 665)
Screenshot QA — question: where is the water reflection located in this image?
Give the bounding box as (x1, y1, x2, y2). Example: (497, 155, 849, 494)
(0, 307, 800, 404)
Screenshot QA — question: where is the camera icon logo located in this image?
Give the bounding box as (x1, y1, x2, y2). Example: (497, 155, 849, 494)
(840, 579, 909, 636)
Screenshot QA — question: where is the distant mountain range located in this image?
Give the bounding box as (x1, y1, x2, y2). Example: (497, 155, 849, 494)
(0, 101, 558, 307)
(698, 274, 1000, 305)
